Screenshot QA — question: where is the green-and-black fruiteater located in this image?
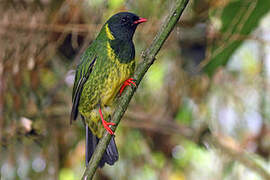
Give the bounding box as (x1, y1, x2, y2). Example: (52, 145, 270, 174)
(70, 12, 147, 167)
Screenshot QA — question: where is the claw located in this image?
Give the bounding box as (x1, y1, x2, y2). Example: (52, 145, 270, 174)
(119, 78, 136, 95)
(99, 108, 115, 135)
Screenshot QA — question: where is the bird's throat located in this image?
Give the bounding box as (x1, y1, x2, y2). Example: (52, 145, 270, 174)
(108, 39, 135, 64)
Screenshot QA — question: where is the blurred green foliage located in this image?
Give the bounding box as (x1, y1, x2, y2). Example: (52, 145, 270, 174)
(204, 0, 270, 76)
(1, 0, 270, 180)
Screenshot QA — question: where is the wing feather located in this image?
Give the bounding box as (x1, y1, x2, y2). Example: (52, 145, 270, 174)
(70, 56, 97, 124)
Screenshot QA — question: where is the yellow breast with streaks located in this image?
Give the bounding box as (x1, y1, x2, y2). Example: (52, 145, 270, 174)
(101, 41, 135, 106)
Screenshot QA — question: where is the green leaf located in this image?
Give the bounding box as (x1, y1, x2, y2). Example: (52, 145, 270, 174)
(203, 0, 270, 76)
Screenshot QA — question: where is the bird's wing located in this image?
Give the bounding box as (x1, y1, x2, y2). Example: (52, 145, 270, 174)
(70, 55, 97, 124)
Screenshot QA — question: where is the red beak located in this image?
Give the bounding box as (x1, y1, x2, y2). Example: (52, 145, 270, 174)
(133, 17, 147, 25)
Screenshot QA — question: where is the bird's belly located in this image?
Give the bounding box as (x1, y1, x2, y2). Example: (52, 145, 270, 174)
(102, 62, 133, 106)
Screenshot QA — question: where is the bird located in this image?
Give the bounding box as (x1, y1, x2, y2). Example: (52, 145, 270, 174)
(70, 12, 147, 167)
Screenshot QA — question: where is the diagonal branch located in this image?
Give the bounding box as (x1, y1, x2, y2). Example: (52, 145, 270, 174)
(81, 0, 190, 179)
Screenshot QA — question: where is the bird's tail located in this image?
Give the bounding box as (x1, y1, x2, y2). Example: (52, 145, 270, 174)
(86, 125, 118, 167)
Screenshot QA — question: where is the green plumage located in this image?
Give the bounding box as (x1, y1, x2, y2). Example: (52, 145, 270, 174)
(78, 30, 135, 137)
(70, 12, 142, 137)
(70, 12, 146, 167)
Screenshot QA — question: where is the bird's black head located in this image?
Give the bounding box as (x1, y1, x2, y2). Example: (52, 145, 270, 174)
(106, 12, 147, 41)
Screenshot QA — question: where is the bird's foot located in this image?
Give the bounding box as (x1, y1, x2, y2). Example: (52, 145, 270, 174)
(99, 108, 115, 135)
(119, 78, 136, 96)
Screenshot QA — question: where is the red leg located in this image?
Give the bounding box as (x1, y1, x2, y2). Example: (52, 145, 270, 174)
(119, 78, 136, 95)
(99, 108, 115, 135)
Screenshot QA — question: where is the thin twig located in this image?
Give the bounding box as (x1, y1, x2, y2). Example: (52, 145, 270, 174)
(81, 0, 190, 179)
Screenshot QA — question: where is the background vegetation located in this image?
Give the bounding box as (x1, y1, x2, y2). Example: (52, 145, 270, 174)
(1, 0, 270, 179)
